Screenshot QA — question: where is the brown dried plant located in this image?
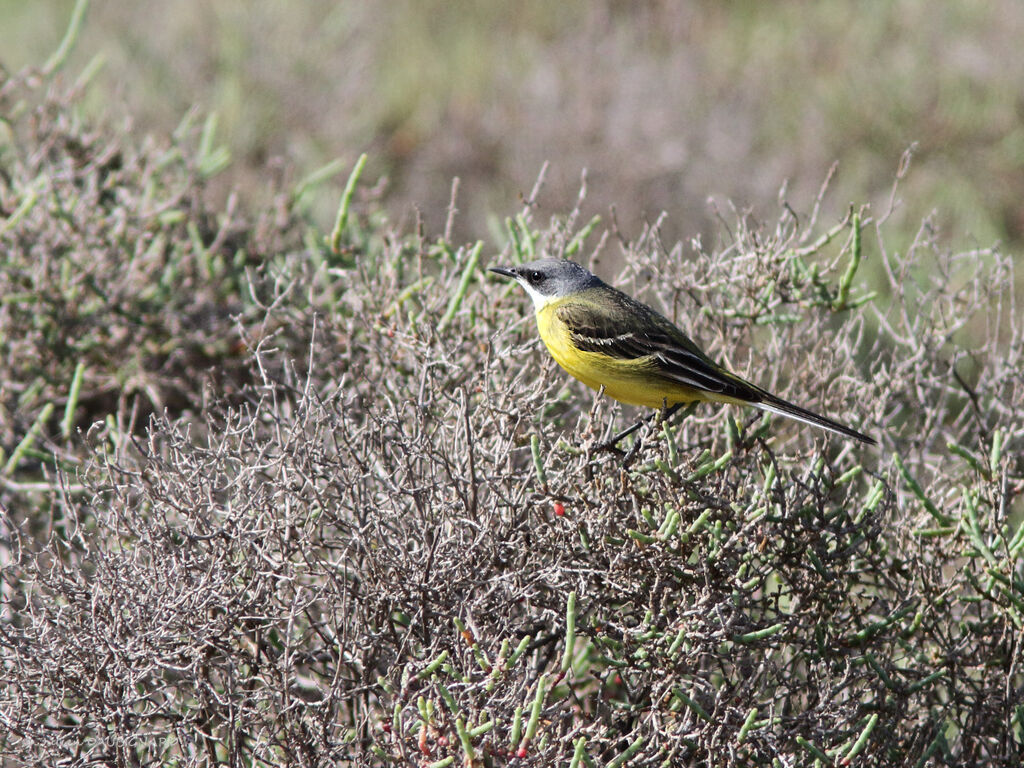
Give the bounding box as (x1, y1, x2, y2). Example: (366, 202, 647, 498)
(1, 69, 1023, 768)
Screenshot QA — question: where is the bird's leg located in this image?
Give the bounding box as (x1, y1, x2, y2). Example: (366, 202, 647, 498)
(596, 413, 653, 453)
(598, 402, 686, 453)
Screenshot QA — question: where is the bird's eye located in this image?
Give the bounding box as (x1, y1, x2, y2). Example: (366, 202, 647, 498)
(527, 271, 543, 284)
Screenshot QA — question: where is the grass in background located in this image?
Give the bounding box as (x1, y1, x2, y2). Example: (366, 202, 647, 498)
(0, 0, 1021, 260)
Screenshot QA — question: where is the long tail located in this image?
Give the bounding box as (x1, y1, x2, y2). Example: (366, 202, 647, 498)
(755, 392, 876, 445)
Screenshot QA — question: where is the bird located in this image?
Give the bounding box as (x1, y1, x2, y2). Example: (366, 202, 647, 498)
(489, 258, 875, 446)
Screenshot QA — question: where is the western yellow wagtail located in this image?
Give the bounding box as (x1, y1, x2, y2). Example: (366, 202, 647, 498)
(490, 258, 875, 446)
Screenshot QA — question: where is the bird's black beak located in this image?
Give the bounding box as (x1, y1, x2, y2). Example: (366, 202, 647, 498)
(488, 266, 518, 279)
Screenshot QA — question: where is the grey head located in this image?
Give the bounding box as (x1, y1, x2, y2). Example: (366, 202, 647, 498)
(488, 259, 601, 309)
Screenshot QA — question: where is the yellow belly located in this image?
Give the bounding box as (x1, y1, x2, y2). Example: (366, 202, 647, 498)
(535, 304, 705, 409)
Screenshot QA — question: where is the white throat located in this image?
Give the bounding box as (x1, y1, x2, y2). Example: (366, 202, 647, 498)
(518, 279, 552, 311)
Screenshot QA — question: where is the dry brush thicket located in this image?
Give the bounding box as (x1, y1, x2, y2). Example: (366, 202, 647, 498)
(2, 74, 1024, 767)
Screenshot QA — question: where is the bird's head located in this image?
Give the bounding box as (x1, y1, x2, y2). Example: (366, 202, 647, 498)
(488, 259, 599, 309)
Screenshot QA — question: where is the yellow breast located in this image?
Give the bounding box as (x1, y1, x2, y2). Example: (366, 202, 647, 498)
(534, 302, 703, 408)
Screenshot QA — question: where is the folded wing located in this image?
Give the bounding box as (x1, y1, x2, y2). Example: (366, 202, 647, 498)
(556, 296, 760, 402)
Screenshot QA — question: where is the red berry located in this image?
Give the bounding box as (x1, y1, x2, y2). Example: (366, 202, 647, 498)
(553, 501, 566, 516)
(517, 746, 528, 758)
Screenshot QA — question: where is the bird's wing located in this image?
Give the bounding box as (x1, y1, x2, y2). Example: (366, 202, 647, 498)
(554, 294, 876, 444)
(556, 297, 760, 400)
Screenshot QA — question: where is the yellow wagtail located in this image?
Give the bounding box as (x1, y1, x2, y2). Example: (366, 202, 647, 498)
(490, 258, 875, 446)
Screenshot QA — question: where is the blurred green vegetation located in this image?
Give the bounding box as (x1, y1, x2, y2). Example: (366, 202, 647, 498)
(1, 0, 1021, 256)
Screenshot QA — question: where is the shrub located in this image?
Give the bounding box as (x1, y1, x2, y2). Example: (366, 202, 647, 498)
(2, 65, 1023, 768)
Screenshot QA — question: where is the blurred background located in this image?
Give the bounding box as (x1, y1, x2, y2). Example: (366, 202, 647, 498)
(3, 0, 1023, 254)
